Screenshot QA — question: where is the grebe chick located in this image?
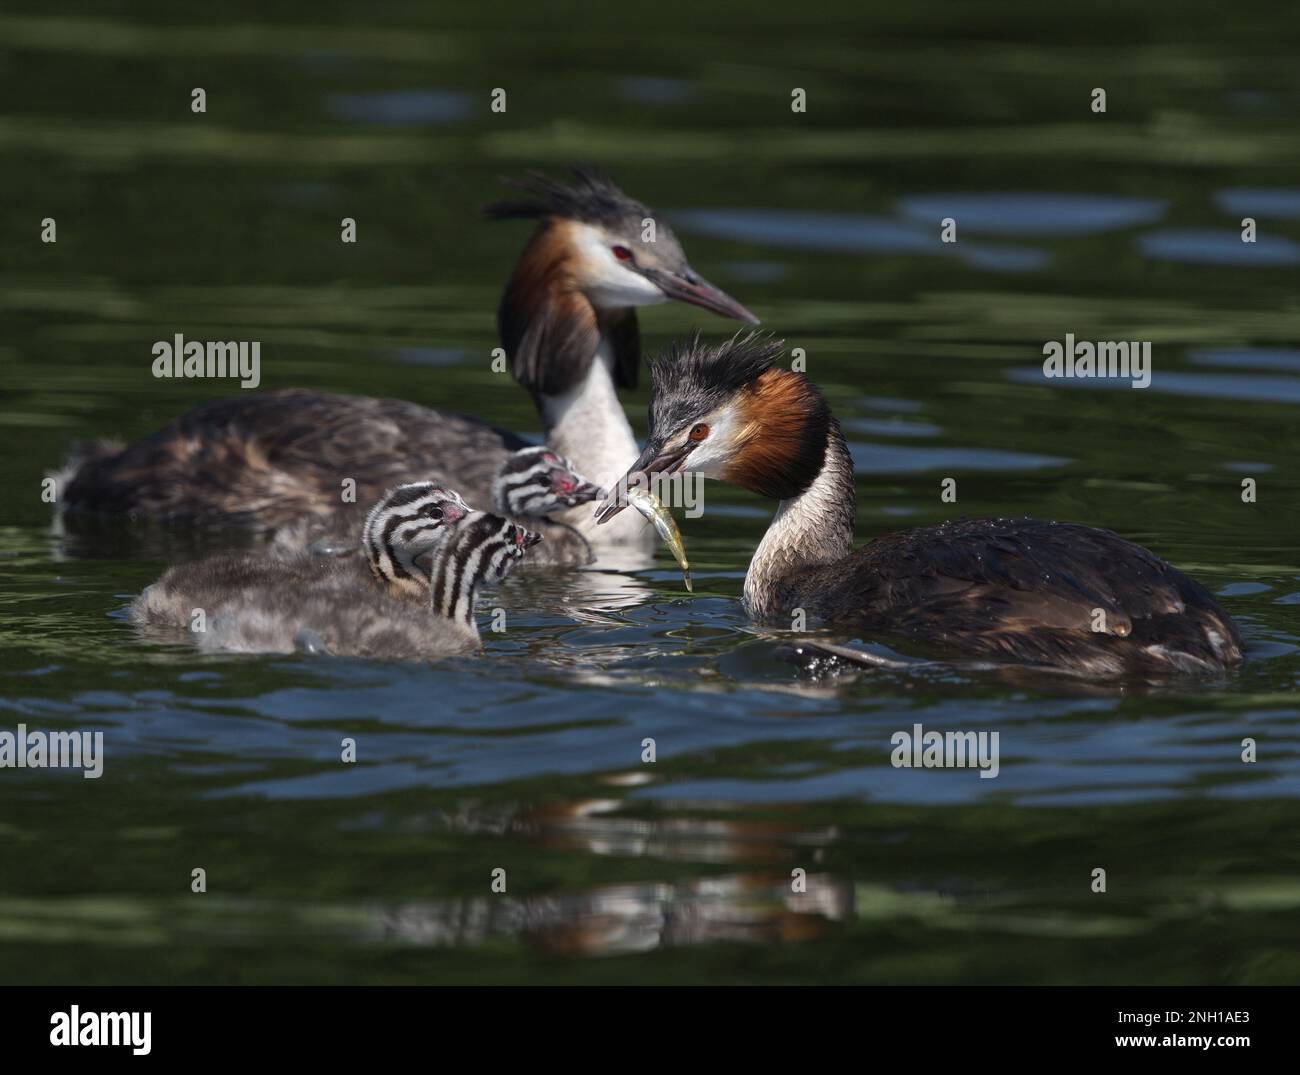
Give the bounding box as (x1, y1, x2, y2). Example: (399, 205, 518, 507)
(597, 334, 1244, 677)
(269, 445, 602, 566)
(56, 168, 757, 560)
(488, 446, 603, 565)
(131, 484, 540, 659)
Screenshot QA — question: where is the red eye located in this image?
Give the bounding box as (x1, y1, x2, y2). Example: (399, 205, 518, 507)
(689, 423, 709, 442)
(611, 245, 633, 262)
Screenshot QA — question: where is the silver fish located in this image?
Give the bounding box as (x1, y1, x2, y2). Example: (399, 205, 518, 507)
(627, 484, 692, 592)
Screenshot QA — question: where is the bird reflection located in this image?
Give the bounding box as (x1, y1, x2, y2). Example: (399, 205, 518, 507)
(360, 794, 852, 955)
(363, 871, 853, 955)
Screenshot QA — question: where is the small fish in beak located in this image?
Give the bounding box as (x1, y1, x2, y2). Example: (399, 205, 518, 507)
(600, 472, 692, 592)
(595, 443, 694, 525)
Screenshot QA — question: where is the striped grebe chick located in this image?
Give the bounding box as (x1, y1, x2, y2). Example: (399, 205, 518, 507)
(488, 445, 603, 565)
(597, 334, 1244, 677)
(131, 483, 540, 659)
(55, 168, 756, 561)
(267, 445, 602, 566)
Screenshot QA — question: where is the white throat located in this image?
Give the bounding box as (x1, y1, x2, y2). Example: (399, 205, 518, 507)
(743, 427, 855, 616)
(539, 337, 651, 553)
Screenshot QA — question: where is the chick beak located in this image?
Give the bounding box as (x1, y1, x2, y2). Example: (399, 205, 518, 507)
(561, 479, 605, 508)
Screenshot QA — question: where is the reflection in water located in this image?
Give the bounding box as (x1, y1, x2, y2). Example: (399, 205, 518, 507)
(1005, 365, 1300, 405)
(674, 208, 1053, 273)
(618, 76, 693, 106)
(360, 797, 851, 955)
(362, 872, 853, 955)
(1136, 228, 1300, 266)
(324, 89, 473, 126)
(442, 794, 841, 863)
(1213, 188, 1300, 219)
(896, 193, 1166, 236)
(848, 441, 1069, 475)
(1188, 348, 1300, 373)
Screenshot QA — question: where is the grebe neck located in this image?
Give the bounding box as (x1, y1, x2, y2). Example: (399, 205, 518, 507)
(430, 539, 486, 642)
(539, 334, 647, 550)
(743, 419, 856, 618)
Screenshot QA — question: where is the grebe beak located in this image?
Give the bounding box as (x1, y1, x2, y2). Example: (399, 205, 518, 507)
(594, 443, 692, 524)
(643, 267, 760, 325)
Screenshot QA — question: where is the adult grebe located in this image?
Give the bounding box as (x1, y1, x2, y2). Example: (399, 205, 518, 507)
(56, 168, 757, 559)
(596, 334, 1243, 676)
(132, 483, 541, 659)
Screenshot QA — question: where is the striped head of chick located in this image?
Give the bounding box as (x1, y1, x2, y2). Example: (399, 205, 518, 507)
(492, 446, 604, 520)
(430, 512, 543, 625)
(596, 332, 831, 523)
(362, 482, 470, 598)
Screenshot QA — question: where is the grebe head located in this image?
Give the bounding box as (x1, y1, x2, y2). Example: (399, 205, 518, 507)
(492, 446, 604, 518)
(489, 168, 760, 397)
(487, 167, 758, 322)
(430, 511, 543, 622)
(595, 332, 831, 521)
(362, 482, 470, 598)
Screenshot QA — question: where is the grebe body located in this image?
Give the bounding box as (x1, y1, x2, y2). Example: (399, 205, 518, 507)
(598, 335, 1243, 677)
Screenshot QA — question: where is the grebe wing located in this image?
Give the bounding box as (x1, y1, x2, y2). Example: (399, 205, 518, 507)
(63, 389, 526, 530)
(826, 518, 1241, 671)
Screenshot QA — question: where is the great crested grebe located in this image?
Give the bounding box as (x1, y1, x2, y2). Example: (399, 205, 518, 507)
(132, 482, 541, 659)
(596, 334, 1244, 677)
(56, 167, 757, 560)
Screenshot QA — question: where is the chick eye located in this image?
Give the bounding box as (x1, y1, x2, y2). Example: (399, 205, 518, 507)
(689, 423, 710, 442)
(423, 505, 444, 520)
(611, 245, 634, 262)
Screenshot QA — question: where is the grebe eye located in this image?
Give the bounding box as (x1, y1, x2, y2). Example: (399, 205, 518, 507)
(423, 504, 444, 520)
(689, 423, 710, 442)
(611, 245, 634, 262)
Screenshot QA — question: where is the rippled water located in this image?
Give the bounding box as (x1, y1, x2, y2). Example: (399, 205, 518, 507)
(2, 3, 1299, 984)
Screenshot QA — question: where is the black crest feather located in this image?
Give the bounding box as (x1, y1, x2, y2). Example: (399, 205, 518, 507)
(484, 166, 652, 228)
(648, 330, 788, 411)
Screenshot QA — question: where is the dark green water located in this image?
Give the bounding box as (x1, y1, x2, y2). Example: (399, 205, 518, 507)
(2, 3, 1298, 984)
